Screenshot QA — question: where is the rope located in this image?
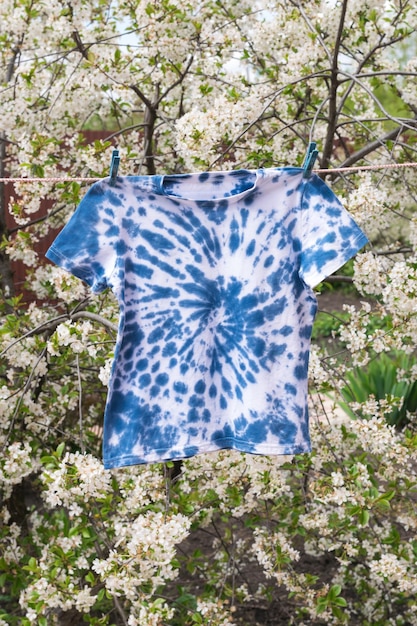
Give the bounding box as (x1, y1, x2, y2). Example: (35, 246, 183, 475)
(316, 161, 417, 174)
(0, 160, 417, 183)
(0, 177, 101, 183)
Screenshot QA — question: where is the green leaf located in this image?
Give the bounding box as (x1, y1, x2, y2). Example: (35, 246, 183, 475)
(22, 557, 38, 573)
(56, 442, 66, 458)
(316, 598, 327, 614)
(358, 509, 370, 526)
(329, 584, 342, 599)
(97, 587, 106, 602)
(376, 498, 391, 509)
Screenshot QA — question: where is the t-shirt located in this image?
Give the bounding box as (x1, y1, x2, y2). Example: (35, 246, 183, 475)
(46, 167, 368, 468)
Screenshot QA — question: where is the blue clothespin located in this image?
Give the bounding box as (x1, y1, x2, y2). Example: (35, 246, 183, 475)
(302, 141, 318, 178)
(109, 149, 120, 185)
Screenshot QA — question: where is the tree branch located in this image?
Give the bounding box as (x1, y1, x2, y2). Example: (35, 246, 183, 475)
(0, 310, 117, 360)
(129, 83, 154, 111)
(71, 311, 118, 333)
(72, 30, 91, 60)
(321, 0, 349, 169)
(332, 123, 414, 175)
(157, 55, 194, 105)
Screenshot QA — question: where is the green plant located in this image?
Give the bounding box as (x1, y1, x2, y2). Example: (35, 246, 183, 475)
(341, 351, 417, 428)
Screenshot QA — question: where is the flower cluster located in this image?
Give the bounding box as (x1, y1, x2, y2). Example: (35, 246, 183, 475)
(0, 442, 39, 498)
(92, 511, 191, 598)
(41, 451, 112, 516)
(31, 265, 88, 304)
(353, 251, 390, 297)
(175, 91, 267, 170)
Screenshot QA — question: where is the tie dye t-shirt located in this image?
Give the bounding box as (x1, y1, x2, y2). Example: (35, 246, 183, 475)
(46, 168, 368, 468)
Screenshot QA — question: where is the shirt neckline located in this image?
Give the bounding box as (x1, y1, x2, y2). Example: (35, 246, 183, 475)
(155, 168, 263, 205)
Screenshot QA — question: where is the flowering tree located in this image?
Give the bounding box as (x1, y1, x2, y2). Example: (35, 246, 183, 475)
(1, 0, 417, 624)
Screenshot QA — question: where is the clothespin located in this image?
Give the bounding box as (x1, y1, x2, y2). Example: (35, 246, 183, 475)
(302, 141, 319, 178)
(109, 149, 120, 185)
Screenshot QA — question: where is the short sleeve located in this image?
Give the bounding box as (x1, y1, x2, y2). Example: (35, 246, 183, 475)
(45, 182, 117, 293)
(299, 174, 368, 288)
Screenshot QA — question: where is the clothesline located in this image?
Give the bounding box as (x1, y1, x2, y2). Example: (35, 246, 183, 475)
(1, 160, 417, 182)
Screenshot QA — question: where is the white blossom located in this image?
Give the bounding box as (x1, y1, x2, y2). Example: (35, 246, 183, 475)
(41, 451, 112, 511)
(98, 357, 113, 387)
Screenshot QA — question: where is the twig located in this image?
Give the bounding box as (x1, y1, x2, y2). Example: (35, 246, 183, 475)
(2, 346, 48, 453)
(0, 311, 117, 360)
(76, 354, 85, 454)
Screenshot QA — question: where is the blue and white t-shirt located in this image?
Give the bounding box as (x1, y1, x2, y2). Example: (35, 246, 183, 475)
(46, 168, 368, 468)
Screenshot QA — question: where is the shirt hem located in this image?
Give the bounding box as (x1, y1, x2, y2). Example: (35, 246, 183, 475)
(103, 440, 312, 469)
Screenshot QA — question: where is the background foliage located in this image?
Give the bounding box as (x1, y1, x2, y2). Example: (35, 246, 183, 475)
(1, 1, 417, 624)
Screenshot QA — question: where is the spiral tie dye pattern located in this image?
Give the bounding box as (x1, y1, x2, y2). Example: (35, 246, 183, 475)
(46, 168, 368, 468)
